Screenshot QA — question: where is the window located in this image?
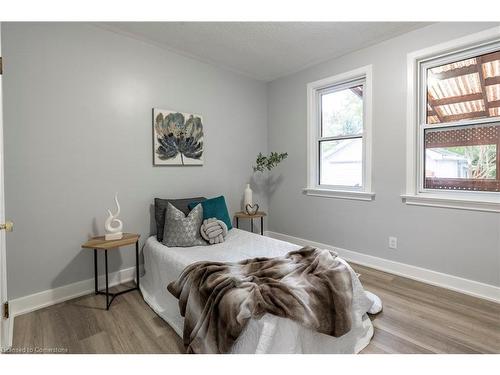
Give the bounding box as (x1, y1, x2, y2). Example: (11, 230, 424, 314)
(422, 48, 500, 193)
(405, 27, 500, 212)
(305, 66, 374, 201)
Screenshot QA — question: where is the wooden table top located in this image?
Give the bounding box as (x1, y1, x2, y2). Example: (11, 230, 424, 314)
(234, 211, 267, 219)
(82, 233, 140, 250)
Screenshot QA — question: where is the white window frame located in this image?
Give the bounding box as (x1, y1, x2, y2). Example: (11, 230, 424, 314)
(403, 26, 500, 213)
(304, 65, 374, 201)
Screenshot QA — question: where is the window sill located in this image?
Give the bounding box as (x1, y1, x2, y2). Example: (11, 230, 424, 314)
(303, 188, 375, 201)
(401, 194, 500, 213)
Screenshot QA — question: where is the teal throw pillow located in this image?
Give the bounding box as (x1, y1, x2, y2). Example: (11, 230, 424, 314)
(188, 195, 233, 230)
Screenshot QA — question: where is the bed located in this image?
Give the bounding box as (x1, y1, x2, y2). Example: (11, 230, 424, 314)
(140, 228, 380, 354)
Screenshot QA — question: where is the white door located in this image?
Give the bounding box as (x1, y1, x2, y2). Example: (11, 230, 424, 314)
(0, 22, 11, 350)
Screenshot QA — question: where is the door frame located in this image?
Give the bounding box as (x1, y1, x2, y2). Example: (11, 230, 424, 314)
(0, 21, 10, 351)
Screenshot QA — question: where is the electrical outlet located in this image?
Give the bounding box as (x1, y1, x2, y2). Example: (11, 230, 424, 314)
(388, 236, 398, 249)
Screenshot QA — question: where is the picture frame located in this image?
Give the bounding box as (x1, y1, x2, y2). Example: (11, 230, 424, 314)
(152, 108, 204, 166)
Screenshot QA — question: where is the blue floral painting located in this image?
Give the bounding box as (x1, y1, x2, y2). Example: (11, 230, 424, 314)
(153, 108, 204, 165)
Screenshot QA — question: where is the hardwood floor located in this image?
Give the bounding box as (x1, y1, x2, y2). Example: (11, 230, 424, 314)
(354, 264, 500, 354)
(11, 264, 500, 354)
(11, 283, 184, 354)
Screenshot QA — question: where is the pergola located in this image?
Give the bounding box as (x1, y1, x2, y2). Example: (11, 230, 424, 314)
(425, 50, 500, 192)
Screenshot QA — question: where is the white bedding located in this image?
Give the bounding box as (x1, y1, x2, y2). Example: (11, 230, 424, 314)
(140, 228, 377, 354)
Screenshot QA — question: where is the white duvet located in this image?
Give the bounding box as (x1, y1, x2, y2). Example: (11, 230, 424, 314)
(140, 228, 378, 354)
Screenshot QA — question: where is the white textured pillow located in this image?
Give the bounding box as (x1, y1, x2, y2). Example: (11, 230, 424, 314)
(162, 203, 206, 247)
(200, 218, 228, 244)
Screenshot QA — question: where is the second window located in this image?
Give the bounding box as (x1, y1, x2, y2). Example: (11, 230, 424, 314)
(318, 78, 365, 188)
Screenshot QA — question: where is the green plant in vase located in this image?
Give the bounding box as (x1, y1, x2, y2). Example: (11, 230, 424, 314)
(244, 152, 288, 216)
(253, 152, 288, 172)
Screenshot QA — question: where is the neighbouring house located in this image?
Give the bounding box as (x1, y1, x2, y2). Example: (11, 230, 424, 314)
(425, 148, 469, 178)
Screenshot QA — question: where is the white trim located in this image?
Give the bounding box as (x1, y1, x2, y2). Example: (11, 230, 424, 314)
(0, 22, 9, 352)
(303, 188, 375, 201)
(405, 26, 500, 210)
(265, 231, 500, 303)
(401, 194, 500, 213)
(4, 266, 136, 348)
(7, 316, 12, 352)
(306, 65, 373, 195)
(10, 266, 136, 317)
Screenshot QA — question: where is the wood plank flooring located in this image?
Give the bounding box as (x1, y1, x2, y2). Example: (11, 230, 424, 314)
(11, 264, 500, 354)
(11, 283, 184, 354)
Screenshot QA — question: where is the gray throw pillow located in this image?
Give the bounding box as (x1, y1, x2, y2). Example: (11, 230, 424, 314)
(154, 197, 206, 242)
(163, 202, 206, 247)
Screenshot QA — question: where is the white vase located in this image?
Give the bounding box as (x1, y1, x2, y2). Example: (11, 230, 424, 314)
(243, 184, 253, 210)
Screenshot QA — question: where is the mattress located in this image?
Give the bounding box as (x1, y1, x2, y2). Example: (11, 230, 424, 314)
(140, 228, 375, 354)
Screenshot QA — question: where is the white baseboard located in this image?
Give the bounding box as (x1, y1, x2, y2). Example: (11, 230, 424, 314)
(6, 266, 136, 348)
(264, 231, 500, 304)
(7, 316, 13, 352)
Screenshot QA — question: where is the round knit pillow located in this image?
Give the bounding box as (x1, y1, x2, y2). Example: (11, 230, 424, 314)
(200, 218, 228, 244)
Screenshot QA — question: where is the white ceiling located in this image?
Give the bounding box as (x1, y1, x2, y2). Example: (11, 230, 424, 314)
(100, 22, 430, 81)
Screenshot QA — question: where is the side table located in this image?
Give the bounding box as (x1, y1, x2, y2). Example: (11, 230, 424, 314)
(81, 233, 140, 310)
(234, 211, 267, 235)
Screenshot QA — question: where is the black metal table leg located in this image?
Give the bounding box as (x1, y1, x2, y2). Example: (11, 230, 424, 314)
(105, 249, 109, 310)
(94, 249, 98, 294)
(136, 241, 140, 291)
(94, 239, 141, 310)
(251, 218, 253, 233)
(260, 216, 263, 235)
(236, 217, 239, 228)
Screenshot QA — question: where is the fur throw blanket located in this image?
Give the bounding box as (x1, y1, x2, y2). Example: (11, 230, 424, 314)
(167, 246, 354, 353)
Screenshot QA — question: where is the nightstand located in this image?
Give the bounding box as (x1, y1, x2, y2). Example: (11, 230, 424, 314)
(234, 211, 267, 235)
(82, 233, 140, 310)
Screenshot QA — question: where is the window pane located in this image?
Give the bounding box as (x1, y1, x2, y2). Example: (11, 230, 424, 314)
(321, 85, 363, 137)
(424, 124, 500, 192)
(320, 138, 362, 187)
(426, 49, 500, 125)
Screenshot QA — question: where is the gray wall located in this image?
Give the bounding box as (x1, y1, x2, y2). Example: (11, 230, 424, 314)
(2, 23, 268, 299)
(3, 22, 500, 300)
(268, 22, 500, 286)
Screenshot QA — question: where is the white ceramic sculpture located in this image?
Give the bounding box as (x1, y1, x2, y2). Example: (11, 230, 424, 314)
(105, 193, 123, 240)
